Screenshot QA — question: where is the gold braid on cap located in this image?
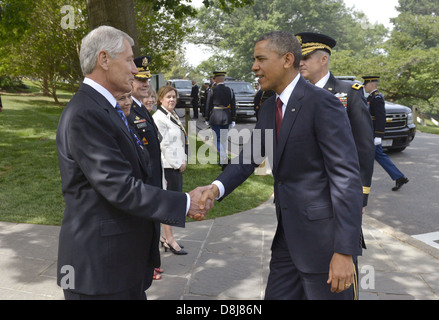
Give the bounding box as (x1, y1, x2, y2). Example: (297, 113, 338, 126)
(301, 42, 332, 56)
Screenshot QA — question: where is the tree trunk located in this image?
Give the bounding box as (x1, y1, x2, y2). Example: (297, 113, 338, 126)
(42, 77, 50, 97)
(86, 0, 140, 56)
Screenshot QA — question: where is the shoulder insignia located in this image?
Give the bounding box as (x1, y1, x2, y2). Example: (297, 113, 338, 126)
(352, 83, 363, 91)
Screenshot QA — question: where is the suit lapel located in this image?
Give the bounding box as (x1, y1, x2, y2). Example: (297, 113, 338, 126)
(324, 73, 337, 94)
(132, 100, 149, 119)
(81, 84, 134, 143)
(273, 76, 306, 171)
(80, 83, 148, 174)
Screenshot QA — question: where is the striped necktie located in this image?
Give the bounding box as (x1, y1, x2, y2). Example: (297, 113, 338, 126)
(115, 103, 143, 150)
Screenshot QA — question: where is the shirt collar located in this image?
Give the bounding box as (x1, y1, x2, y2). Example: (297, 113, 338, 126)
(131, 96, 142, 107)
(314, 72, 330, 88)
(276, 73, 301, 106)
(83, 77, 117, 108)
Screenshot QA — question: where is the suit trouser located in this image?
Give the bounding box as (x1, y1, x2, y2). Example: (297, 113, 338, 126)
(164, 168, 183, 192)
(192, 102, 199, 118)
(264, 224, 356, 300)
(375, 144, 404, 181)
(63, 267, 153, 300)
(211, 124, 229, 164)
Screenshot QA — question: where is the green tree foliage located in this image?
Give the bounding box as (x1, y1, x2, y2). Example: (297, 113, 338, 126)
(383, 0, 439, 115)
(1, 0, 88, 101)
(192, 0, 388, 81)
(0, 0, 252, 101)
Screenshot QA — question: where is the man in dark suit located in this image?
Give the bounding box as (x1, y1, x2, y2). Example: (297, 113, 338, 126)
(56, 26, 209, 300)
(363, 76, 409, 191)
(191, 80, 200, 119)
(296, 32, 375, 210)
(200, 31, 363, 300)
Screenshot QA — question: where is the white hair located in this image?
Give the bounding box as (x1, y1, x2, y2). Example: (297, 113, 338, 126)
(80, 25, 134, 76)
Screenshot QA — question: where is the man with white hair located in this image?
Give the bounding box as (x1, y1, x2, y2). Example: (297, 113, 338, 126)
(56, 26, 210, 300)
(296, 32, 375, 211)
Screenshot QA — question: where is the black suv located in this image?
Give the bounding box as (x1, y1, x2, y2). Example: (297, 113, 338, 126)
(381, 101, 416, 152)
(168, 79, 193, 108)
(337, 76, 416, 152)
(224, 79, 256, 118)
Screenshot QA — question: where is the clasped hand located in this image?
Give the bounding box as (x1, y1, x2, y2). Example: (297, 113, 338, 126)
(187, 184, 219, 221)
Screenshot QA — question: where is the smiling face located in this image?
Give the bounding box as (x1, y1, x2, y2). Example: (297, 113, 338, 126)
(251, 39, 297, 94)
(143, 91, 156, 112)
(132, 77, 150, 100)
(116, 91, 133, 117)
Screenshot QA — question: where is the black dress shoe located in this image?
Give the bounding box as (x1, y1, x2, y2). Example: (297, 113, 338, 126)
(392, 177, 409, 191)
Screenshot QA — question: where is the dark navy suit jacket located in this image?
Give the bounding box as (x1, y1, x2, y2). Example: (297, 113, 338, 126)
(216, 75, 363, 274)
(56, 83, 187, 295)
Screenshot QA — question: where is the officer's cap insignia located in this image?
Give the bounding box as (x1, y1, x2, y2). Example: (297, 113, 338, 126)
(134, 55, 152, 79)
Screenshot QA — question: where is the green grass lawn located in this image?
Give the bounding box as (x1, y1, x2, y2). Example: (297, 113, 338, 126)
(416, 118, 439, 135)
(0, 82, 273, 225)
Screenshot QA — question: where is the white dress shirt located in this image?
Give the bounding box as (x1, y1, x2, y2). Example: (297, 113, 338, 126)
(314, 72, 330, 89)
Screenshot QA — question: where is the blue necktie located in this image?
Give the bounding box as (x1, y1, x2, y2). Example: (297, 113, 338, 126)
(115, 103, 143, 150)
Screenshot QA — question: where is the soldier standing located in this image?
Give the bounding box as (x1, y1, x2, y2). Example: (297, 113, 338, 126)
(127, 55, 163, 189)
(204, 71, 236, 170)
(296, 32, 375, 210)
(363, 76, 409, 191)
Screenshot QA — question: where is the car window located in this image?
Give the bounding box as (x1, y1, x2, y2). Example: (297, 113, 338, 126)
(172, 81, 192, 90)
(226, 82, 255, 94)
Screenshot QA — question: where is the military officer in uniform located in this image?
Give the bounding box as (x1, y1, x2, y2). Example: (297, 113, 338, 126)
(296, 32, 375, 210)
(127, 55, 163, 189)
(363, 76, 409, 191)
(204, 71, 236, 169)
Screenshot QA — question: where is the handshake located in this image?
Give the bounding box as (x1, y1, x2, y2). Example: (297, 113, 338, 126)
(186, 184, 220, 221)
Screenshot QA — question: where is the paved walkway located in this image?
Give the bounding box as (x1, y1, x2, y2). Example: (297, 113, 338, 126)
(0, 197, 438, 300)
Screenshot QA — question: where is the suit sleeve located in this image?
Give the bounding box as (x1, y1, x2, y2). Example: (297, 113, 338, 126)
(315, 93, 363, 256)
(230, 88, 236, 121)
(215, 99, 271, 199)
(372, 95, 386, 138)
(347, 88, 375, 207)
(204, 90, 213, 121)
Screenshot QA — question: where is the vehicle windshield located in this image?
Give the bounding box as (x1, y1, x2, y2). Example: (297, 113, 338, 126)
(226, 82, 255, 94)
(172, 81, 192, 90)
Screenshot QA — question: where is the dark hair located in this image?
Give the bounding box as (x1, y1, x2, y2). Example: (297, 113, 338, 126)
(256, 31, 302, 69)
